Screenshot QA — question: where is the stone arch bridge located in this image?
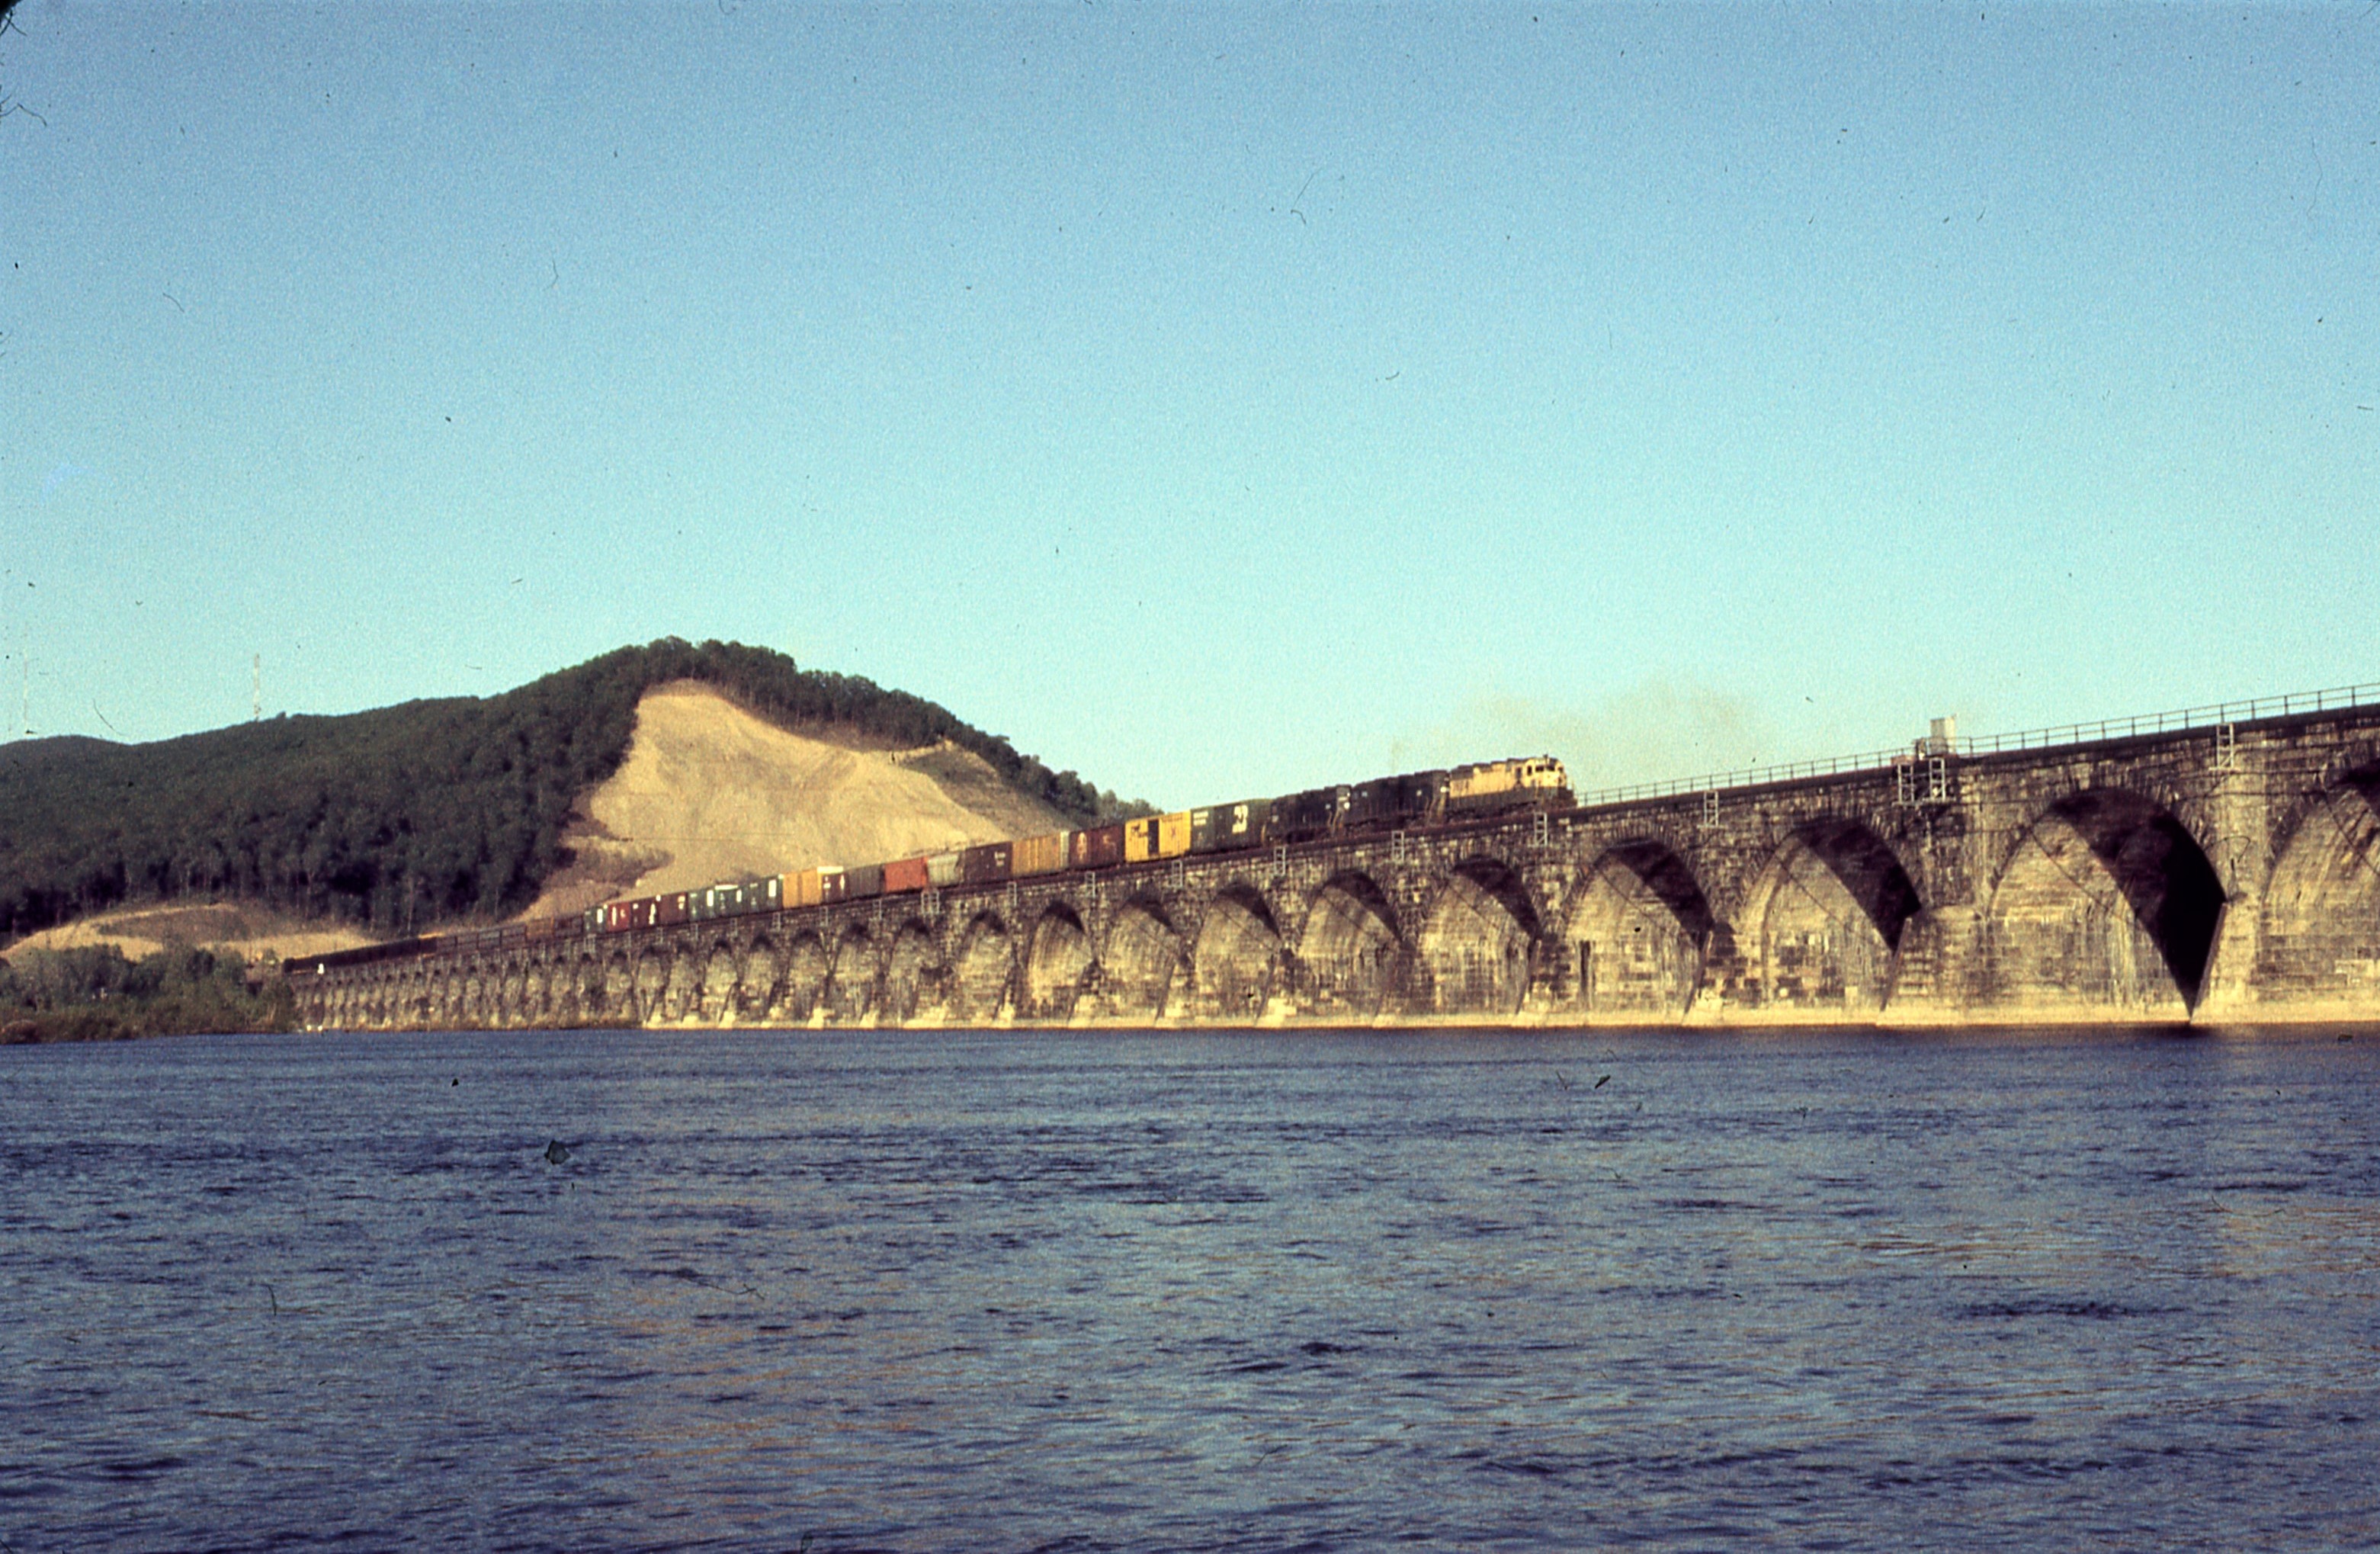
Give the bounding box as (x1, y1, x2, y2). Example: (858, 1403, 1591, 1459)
(295, 698, 2380, 1030)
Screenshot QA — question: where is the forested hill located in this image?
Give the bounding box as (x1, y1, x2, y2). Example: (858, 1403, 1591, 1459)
(0, 640, 1135, 946)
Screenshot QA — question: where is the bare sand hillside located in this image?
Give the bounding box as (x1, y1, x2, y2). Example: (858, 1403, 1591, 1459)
(521, 681, 1075, 919)
(5, 681, 1075, 958)
(2, 901, 374, 968)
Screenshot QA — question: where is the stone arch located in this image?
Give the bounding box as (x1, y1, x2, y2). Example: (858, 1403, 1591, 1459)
(1562, 838, 1713, 1017)
(1740, 820, 1922, 1013)
(1418, 857, 1543, 1016)
(633, 949, 672, 1023)
(520, 960, 549, 1025)
(1297, 872, 1406, 1020)
(1022, 905, 1094, 1020)
(603, 952, 637, 1023)
(1984, 788, 2227, 1014)
(1191, 885, 1281, 1021)
(740, 939, 784, 1022)
(699, 942, 741, 1023)
(780, 932, 830, 1022)
(1101, 900, 1183, 1020)
(826, 927, 877, 1023)
(555, 954, 589, 1025)
(2257, 773, 2380, 1006)
(883, 922, 941, 1023)
(534, 958, 567, 1025)
(950, 913, 1016, 1021)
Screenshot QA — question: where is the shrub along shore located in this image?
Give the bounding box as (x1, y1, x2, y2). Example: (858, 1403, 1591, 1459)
(0, 945, 294, 1042)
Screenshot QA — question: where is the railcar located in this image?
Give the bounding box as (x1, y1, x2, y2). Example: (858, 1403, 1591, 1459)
(1014, 833, 1068, 876)
(1189, 800, 1269, 854)
(959, 842, 1012, 885)
(1070, 824, 1125, 869)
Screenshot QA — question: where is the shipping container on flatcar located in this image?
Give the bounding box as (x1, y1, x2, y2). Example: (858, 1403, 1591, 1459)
(1070, 824, 1125, 869)
(883, 857, 930, 895)
(1013, 833, 1068, 877)
(845, 862, 886, 900)
(958, 841, 1012, 885)
(1190, 799, 1270, 854)
(1263, 786, 1346, 845)
(926, 850, 962, 888)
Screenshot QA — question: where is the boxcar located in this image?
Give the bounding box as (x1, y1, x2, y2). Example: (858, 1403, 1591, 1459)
(819, 865, 848, 904)
(1013, 832, 1067, 876)
(1071, 824, 1125, 869)
(1190, 799, 1269, 854)
(884, 857, 929, 895)
(1156, 811, 1192, 858)
(656, 891, 690, 926)
(959, 841, 1012, 885)
(1123, 815, 1160, 863)
(845, 862, 886, 900)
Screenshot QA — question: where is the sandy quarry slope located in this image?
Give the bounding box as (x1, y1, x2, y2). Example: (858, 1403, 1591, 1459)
(2, 902, 375, 968)
(520, 680, 1076, 919)
(4, 681, 1077, 961)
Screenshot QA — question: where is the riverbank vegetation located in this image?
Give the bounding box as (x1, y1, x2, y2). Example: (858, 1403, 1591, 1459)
(0, 945, 295, 1043)
(0, 639, 1141, 946)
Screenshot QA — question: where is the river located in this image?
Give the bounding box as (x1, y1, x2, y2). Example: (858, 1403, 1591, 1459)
(2, 1026, 2375, 1550)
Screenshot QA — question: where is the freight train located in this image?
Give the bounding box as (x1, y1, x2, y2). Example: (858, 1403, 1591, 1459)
(285, 756, 1569, 975)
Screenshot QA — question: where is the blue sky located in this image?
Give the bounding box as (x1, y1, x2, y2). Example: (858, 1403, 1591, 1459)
(2, 2, 2375, 807)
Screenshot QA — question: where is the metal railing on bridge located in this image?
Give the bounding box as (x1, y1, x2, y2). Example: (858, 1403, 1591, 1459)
(1570, 679, 2380, 811)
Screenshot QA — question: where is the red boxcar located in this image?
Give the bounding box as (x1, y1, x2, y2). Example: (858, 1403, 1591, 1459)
(655, 891, 690, 926)
(1069, 824, 1125, 869)
(884, 857, 931, 895)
